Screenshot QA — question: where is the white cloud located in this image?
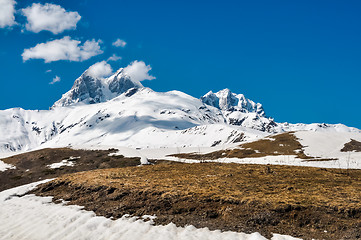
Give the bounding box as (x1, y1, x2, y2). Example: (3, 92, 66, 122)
(0, 0, 16, 28)
(107, 54, 122, 62)
(123, 60, 155, 82)
(86, 61, 113, 78)
(112, 39, 126, 48)
(22, 36, 103, 63)
(21, 3, 81, 34)
(49, 75, 60, 84)
(46, 69, 52, 73)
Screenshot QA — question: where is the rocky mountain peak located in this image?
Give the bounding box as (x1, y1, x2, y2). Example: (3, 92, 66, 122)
(201, 89, 275, 131)
(107, 68, 143, 96)
(52, 68, 144, 108)
(201, 89, 265, 116)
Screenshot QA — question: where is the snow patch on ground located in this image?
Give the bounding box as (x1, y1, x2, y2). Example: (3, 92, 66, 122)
(272, 235, 301, 240)
(47, 156, 80, 169)
(140, 156, 150, 165)
(0, 181, 300, 240)
(72, 135, 361, 169)
(111, 140, 254, 159)
(0, 160, 16, 172)
(166, 154, 361, 169)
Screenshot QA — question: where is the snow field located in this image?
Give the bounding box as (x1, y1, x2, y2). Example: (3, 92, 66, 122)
(0, 181, 301, 240)
(295, 131, 361, 169)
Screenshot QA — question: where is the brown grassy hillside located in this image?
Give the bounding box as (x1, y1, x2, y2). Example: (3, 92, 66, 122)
(33, 162, 361, 239)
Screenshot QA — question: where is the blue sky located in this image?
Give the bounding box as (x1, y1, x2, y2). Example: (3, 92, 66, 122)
(1, 0, 360, 129)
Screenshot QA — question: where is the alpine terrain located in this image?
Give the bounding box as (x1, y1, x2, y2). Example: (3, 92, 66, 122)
(0, 66, 359, 154)
(1, 64, 361, 240)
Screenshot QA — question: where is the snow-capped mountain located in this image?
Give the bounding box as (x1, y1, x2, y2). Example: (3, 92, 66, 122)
(53, 68, 143, 108)
(201, 89, 265, 115)
(201, 89, 277, 132)
(0, 66, 360, 154)
(1, 86, 261, 153)
(200, 89, 360, 134)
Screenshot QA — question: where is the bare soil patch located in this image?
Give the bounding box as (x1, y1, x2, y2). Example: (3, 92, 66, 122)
(33, 162, 361, 239)
(341, 139, 361, 152)
(0, 148, 144, 191)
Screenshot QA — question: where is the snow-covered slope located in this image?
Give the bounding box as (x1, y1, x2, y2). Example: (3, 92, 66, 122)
(295, 131, 361, 163)
(1, 87, 268, 153)
(1, 66, 360, 154)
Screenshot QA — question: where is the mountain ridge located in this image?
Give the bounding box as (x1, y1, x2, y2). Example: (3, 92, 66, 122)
(52, 68, 143, 108)
(0, 66, 360, 154)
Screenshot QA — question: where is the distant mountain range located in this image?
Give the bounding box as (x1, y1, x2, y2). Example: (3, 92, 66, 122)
(1, 66, 359, 153)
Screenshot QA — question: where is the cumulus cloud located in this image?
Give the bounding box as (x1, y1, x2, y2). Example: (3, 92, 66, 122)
(123, 60, 155, 82)
(86, 61, 113, 78)
(0, 0, 16, 28)
(49, 75, 60, 84)
(22, 36, 103, 63)
(112, 39, 126, 48)
(21, 3, 81, 34)
(107, 54, 122, 62)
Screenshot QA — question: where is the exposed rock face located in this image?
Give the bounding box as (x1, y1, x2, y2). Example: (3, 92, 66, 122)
(202, 89, 264, 115)
(201, 89, 277, 132)
(107, 69, 143, 95)
(52, 68, 143, 108)
(56, 74, 104, 107)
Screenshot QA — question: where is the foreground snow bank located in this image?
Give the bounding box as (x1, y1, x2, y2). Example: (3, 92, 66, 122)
(0, 181, 300, 240)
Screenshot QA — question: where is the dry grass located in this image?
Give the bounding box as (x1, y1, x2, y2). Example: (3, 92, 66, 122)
(171, 132, 315, 160)
(34, 162, 361, 239)
(341, 139, 361, 152)
(46, 162, 361, 209)
(0, 148, 142, 191)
